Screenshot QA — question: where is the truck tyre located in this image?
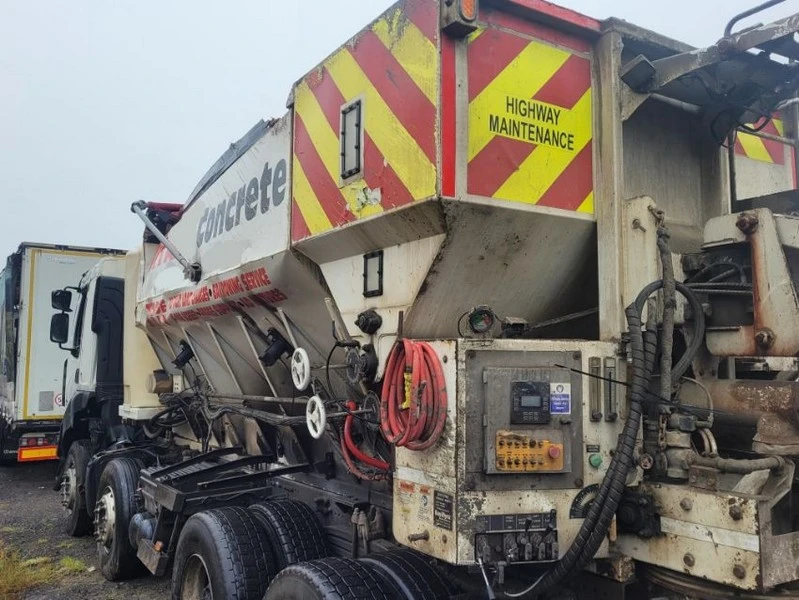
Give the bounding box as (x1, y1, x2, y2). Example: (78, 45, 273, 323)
(172, 507, 277, 600)
(95, 457, 143, 581)
(361, 549, 457, 599)
(248, 499, 330, 570)
(60, 440, 92, 536)
(264, 557, 401, 600)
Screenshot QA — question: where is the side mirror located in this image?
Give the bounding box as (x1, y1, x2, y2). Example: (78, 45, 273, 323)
(50, 313, 70, 345)
(51, 289, 73, 312)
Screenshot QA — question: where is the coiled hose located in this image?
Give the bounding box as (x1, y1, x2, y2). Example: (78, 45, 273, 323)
(523, 280, 705, 597)
(380, 340, 448, 451)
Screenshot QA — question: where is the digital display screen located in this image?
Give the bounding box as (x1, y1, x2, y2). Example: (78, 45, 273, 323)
(520, 395, 542, 408)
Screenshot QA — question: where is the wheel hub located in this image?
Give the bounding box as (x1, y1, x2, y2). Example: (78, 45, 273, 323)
(60, 466, 77, 511)
(181, 554, 213, 600)
(93, 486, 116, 549)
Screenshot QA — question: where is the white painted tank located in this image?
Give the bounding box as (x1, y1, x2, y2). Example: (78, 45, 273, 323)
(136, 0, 601, 393)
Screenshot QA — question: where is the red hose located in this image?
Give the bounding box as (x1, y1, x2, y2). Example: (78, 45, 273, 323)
(380, 340, 447, 451)
(343, 401, 390, 471)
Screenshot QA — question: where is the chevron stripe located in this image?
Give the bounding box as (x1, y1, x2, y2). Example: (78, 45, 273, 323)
(468, 40, 572, 161)
(467, 27, 593, 214)
(493, 89, 592, 207)
(736, 118, 786, 165)
(327, 50, 436, 200)
(372, 16, 437, 105)
(291, 0, 438, 242)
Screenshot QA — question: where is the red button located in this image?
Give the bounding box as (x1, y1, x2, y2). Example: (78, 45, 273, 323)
(548, 446, 562, 459)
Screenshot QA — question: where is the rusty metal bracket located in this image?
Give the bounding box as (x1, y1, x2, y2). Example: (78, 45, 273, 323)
(620, 12, 799, 123)
(688, 465, 719, 491)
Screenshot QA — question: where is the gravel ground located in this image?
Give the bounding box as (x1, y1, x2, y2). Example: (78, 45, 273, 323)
(0, 461, 170, 600)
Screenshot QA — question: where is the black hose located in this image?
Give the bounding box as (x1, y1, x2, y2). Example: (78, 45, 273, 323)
(633, 280, 705, 386)
(527, 280, 706, 596)
(529, 299, 651, 594)
(724, 0, 786, 36)
(568, 305, 648, 569)
(686, 261, 746, 284)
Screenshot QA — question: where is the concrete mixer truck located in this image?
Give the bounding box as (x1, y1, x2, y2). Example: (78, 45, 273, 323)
(49, 0, 799, 598)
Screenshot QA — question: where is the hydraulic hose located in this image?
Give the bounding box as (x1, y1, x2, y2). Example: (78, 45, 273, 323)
(380, 340, 447, 451)
(688, 455, 784, 473)
(633, 280, 706, 387)
(340, 436, 387, 481)
(569, 282, 705, 574)
(529, 302, 649, 594)
(343, 400, 390, 472)
(527, 280, 705, 597)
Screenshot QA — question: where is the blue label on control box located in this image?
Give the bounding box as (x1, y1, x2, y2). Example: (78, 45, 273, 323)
(549, 383, 571, 414)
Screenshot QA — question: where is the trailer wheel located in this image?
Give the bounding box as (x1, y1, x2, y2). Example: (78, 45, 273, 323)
(248, 500, 330, 570)
(95, 457, 143, 581)
(172, 507, 276, 600)
(264, 557, 400, 600)
(361, 549, 458, 599)
(60, 440, 92, 536)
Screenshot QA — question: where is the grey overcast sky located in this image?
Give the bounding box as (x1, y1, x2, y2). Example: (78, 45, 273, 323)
(1, 0, 796, 259)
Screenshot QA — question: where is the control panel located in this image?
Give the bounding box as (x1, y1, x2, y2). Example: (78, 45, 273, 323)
(484, 367, 575, 477)
(474, 511, 559, 564)
(494, 430, 564, 472)
(510, 381, 550, 424)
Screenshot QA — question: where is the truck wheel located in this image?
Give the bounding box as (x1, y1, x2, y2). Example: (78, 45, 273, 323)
(95, 457, 143, 581)
(248, 500, 330, 570)
(172, 507, 276, 600)
(361, 549, 457, 599)
(60, 441, 92, 536)
(264, 557, 400, 600)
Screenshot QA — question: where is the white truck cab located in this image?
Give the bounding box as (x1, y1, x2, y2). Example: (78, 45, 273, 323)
(50, 254, 131, 535)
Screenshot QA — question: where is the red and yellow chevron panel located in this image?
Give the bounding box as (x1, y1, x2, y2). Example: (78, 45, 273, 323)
(291, 0, 438, 242)
(735, 118, 787, 165)
(467, 26, 593, 214)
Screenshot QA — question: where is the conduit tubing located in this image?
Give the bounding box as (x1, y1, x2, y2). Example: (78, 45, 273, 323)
(529, 279, 705, 596)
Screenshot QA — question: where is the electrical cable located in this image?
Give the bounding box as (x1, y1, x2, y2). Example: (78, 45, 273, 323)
(522, 292, 650, 596)
(457, 311, 470, 337)
(380, 340, 447, 451)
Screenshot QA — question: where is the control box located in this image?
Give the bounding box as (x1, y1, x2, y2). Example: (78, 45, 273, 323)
(392, 340, 624, 566)
(484, 368, 576, 477)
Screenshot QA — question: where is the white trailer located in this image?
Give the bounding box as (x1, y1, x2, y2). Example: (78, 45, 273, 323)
(0, 243, 124, 462)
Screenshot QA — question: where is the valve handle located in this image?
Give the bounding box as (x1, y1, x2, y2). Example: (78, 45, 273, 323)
(306, 395, 327, 439)
(291, 348, 311, 391)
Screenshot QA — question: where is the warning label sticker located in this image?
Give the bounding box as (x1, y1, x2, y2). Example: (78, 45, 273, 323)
(549, 383, 571, 414)
(397, 480, 415, 506)
(418, 485, 433, 523)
